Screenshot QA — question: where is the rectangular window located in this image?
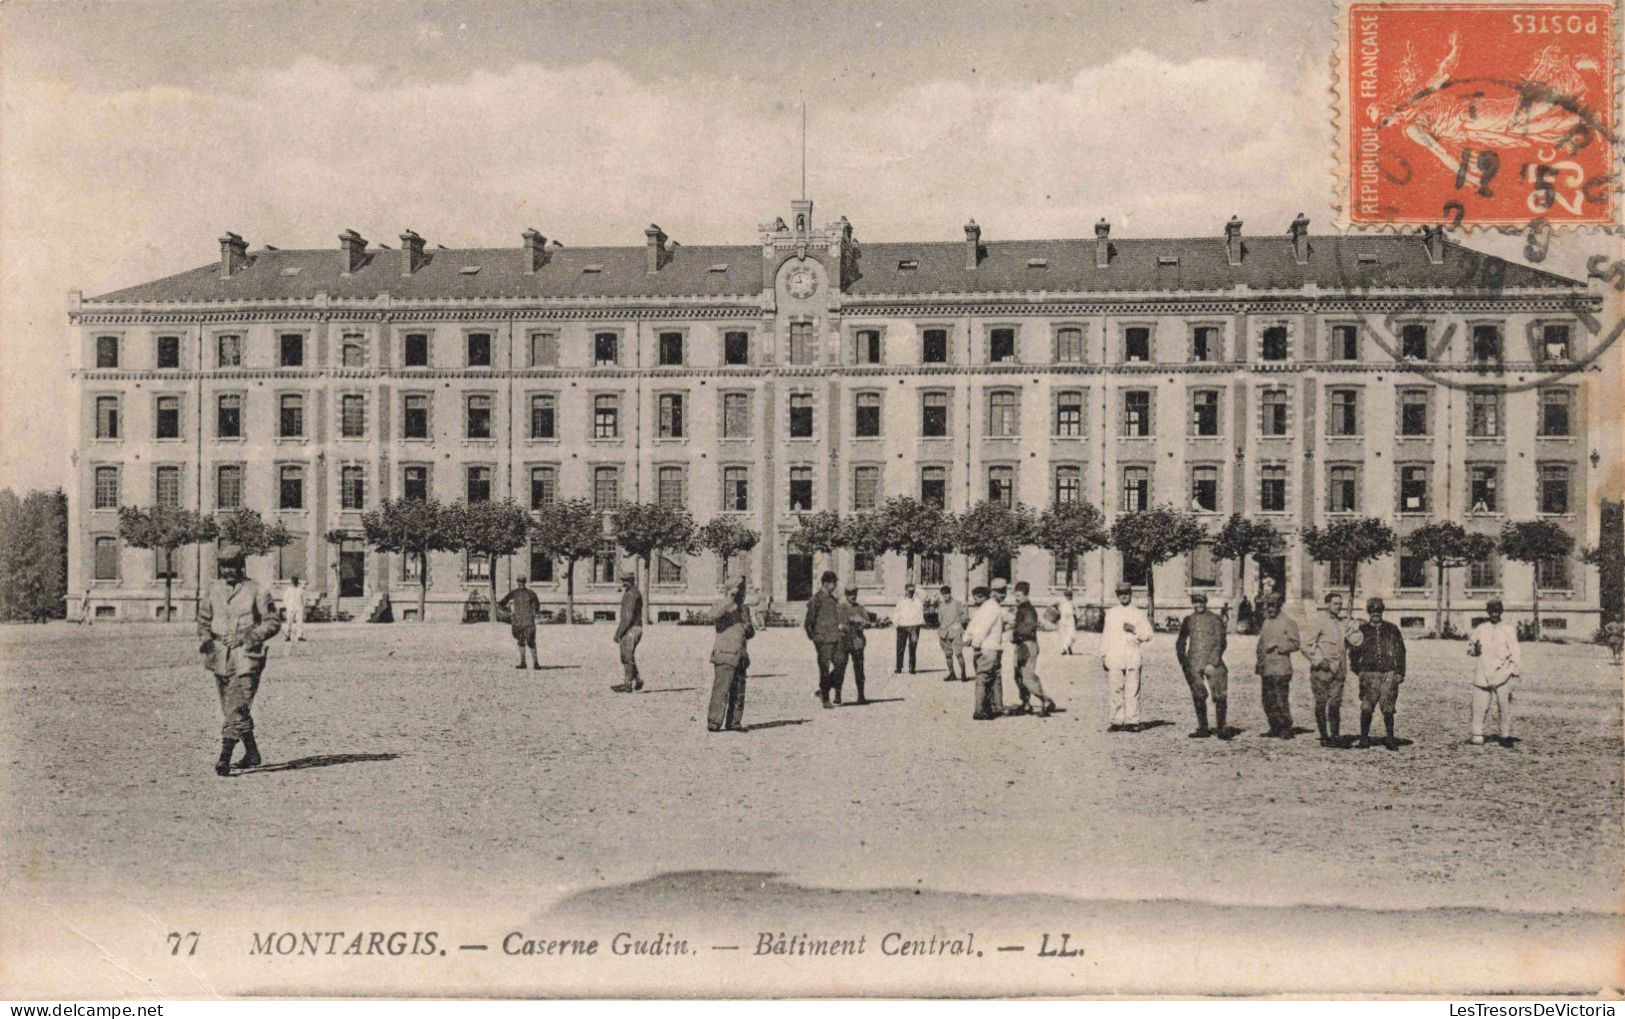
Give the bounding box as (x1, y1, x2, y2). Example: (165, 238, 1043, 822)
(594, 395, 620, 439)
(1329, 464, 1359, 512)
(789, 392, 814, 438)
(853, 465, 880, 511)
(922, 328, 949, 364)
(467, 332, 492, 367)
(340, 465, 365, 510)
(94, 467, 119, 509)
(1261, 325, 1289, 361)
(1190, 390, 1220, 436)
(1124, 326, 1150, 363)
(1055, 327, 1084, 363)
(530, 331, 559, 367)
(987, 465, 1015, 507)
(921, 392, 949, 438)
(155, 396, 180, 439)
(1542, 323, 1571, 361)
(217, 334, 241, 368)
(279, 333, 304, 367)
(657, 466, 685, 508)
(1399, 388, 1430, 436)
(341, 336, 366, 367)
(1191, 464, 1219, 512)
(155, 547, 177, 582)
(1121, 553, 1147, 588)
(1469, 555, 1498, 589)
(855, 552, 877, 577)
(593, 332, 619, 366)
(1330, 324, 1359, 361)
(466, 552, 491, 583)
(854, 329, 881, 365)
(95, 335, 119, 368)
(855, 392, 882, 438)
(593, 466, 620, 510)
(279, 394, 304, 438)
(723, 466, 749, 511)
(1260, 388, 1289, 436)
(593, 540, 618, 584)
(1054, 391, 1084, 438)
(658, 331, 684, 366)
(1122, 390, 1151, 437)
(722, 393, 750, 439)
(988, 390, 1018, 437)
(1122, 465, 1149, 512)
(94, 536, 119, 580)
(404, 333, 429, 368)
(1260, 464, 1287, 512)
(1469, 465, 1499, 512)
(656, 553, 684, 584)
(466, 394, 493, 439)
(920, 553, 944, 586)
(921, 465, 947, 508)
(1401, 323, 1429, 360)
(789, 466, 814, 512)
(1536, 556, 1571, 590)
(1468, 389, 1502, 437)
(403, 465, 429, 502)
(340, 394, 366, 438)
(466, 466, 492, 504)
(155, 466, 180, 508)
(279, 464, 305, 510)
(402, 551, 424, 583)
(1328, 388, 1358, 436)
(403, 394, 430, 439)
(156, 335, 180, 369)
(1472, 324, 1502, 363)
(216, 465, 243, 510)
(989, 328, 1017, 364)
(789, 322, 815, 365)
(1329, 558, 1356, 589)
(529, 466, 556, 509)
(216, 394, 241, 438)
(1190, 325, 1219, 363)
(711, 329, 747, 366)
(529, 545, 555, 584)
(1539, 464, 1570, 514)
(1539, 388, 1572, 436)
(1398, 553, 1429, 589)
(530, 394, 557, 439)
(1190, 542, 1219, 587)
(1054, 465, 1081, 505)
(658, 393, 685, 439)
(1399, 465, 1430, 513)
(95, 396, 120, 439)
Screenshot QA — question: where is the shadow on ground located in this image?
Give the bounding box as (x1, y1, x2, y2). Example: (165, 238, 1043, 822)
(238, 753, 401, 775)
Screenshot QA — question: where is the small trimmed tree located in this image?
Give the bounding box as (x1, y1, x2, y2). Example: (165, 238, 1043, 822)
(842, 510, 891, 582)
(1211, 514, 1285, 611)
(954, 500, 1037, 592)
(1500, 519, 1576, 633)
(872, 497, 957, 585)
(697, 516, 761, 587)
(612, 501, 697, 624)
(118, 505, 216, 622)
(214, 506, 294, 559)
(530, 498, 603, 624)
(360, 498, 456, 622)
(1302, 517, 1398, 606)
(447, 499, 532, 614)
(1033, 499, 1109, 588)
(1404, 521, 1497, 636)
(788, 509, 847, 577)
(1109, 504, 1208, 619)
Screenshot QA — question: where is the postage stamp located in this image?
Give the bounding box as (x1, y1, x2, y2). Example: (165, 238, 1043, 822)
(1341, 1, 1618, 228)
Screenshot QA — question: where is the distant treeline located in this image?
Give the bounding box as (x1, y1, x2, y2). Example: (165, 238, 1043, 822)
(0, 489, 68, 622)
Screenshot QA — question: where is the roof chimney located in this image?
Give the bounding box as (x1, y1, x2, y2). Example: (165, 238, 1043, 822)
(964, 219, 983, 270)
(1289, 212, 1310, 264)
(1094, 218, 1111, 269)
(645, 224, 668, 274)
(400, 230, 426, 275)
(219, 232, 249, 278)
(1421, 225, 1446, 265)
(1224, 216, 1244, 267)
(522, 228, 549, 272)
(339, 230, 368, 275)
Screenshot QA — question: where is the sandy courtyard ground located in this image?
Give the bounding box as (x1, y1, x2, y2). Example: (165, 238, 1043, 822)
(1, 619, 1620, 996)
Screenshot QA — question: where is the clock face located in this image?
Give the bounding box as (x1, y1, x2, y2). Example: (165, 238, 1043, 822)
(786, 265, 818, 299)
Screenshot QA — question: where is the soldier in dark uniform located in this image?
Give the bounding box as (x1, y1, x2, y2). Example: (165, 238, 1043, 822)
(836, 585, 870, 705)
(707, 574, 754, 732)
(611, 570, 644, 692)
(1175, 592, 1230, 739)
(1351, 597, 1407, 751)
(197, 544, 281, 776)
(803, 570, 844, 709)
(497, 575, 542, 670)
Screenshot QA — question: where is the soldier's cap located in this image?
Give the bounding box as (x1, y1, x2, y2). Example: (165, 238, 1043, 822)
(1013, 581, 1031, 594)
(1366, 597, 1386, 612)
(620, 569, 636, 580)
(217, 543, 246, 563)
(844, 585, 859, 595)
(939, 585, 953, 596)
(1190, 592, 1208, 604)
(1486, 599, 1504, 612)
(1115, 581, 1133, 594)
(990, 578, 1009, 592)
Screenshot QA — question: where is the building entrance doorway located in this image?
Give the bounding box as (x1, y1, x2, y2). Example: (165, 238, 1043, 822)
(339, 550, 366, 599)
(786, 551, 813, 602)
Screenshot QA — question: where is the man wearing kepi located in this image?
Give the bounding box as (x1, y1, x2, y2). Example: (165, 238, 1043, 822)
(1010, 581, 1059, 716)
(804, 570, 844, 709)
(197, 544, 281, 776)
(964, 584, 1004, 720)
(1175, 592, 1229, 739)
(497, 575, 542, 670)
(836, 585, 870, 704)
(1303, 592, 1363, 747)
(892, 582, 925, 674)
(611, 570, 644, 692)
(935, 585, 968, 682)
(707, 574, 755, 732)
(1255, 595, 1301, 738)
(1350, 597, 1406, 751)
(1101, 581, 1154, 732)
(1467, 599, 1521, 748)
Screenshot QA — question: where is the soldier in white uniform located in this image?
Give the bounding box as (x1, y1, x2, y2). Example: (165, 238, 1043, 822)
(1056, 588, 1078, 655)
(282, 576, 307, 643)
(1101, 581, 1155, 732)
(1467, 599, 1522, 748)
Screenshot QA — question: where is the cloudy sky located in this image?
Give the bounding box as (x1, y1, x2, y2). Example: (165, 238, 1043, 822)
(0, 0, 1592, 492)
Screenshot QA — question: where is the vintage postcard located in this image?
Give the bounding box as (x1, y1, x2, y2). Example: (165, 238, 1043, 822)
(0, 0, 1621, 1001)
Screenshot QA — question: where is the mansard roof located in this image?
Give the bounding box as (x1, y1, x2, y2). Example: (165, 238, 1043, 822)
(84, 233, 1583, 305)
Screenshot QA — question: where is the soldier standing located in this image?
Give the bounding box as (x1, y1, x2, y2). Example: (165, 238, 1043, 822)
(197, 544, 281, 776)
(282, 576, 307, 643)
(1056, 588, 1078, 655)
(1467, 599, 1521, 747)
(611, 570, 644, 692)
(497, 575, 542, 670)
(804, 570, 844, 709)
(1255, 595, 1301, 738)
(892, 583, 925, 674)
(1350, 597, 1406, 751)
(706, 574, 754, 732)
(837, 585, 870, 704)
(1304, 593, 1363, 747)
(1010, 581, 1058, 716)
(964, 585, 1004, 720)
(1101, 582, 1154, 732)
(1175, 592, 1230, 739)
(935, 586, 968, 681)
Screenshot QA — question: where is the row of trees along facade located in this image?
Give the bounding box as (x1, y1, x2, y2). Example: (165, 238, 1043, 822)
(70, 202, 1619, 630)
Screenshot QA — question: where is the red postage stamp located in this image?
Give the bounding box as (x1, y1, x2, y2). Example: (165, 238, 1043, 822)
(1342, 2, 1617, 227)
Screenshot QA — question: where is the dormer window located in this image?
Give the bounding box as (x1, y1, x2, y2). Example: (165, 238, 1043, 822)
(1026, 258, 1048, 268)
(458, 266, 481, 275)
(279, 267, 302, 277)
(898, 260, 919, 270)
(1356, 253, 1379, 264)
(1158, 256, 1180, 266)
(708, 264, 729, 273)
(583, 264, 604, 274)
